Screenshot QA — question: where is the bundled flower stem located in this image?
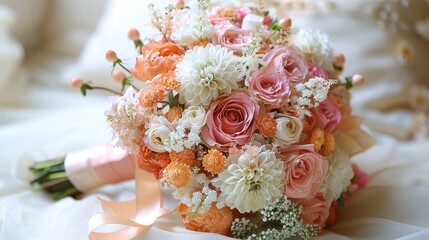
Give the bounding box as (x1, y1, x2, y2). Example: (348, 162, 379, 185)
(30, 156, 80, 200)
(30, 144, 135, 200)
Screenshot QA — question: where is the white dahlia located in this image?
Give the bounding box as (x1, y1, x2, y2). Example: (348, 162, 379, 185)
(291, 28, 336, 71)
(213, 145, 285, 213)
(319, 140, 354, 202)
(175, 44, 243, 106)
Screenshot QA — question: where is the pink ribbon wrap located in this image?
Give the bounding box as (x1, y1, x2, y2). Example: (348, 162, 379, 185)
(64, 144, 135, 192)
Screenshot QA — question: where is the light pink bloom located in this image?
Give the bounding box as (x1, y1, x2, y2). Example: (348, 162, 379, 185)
(212, 21, 252, 54)
(201, 92, 260, 150)
(246, 68, 290, 107)
(281, 145, 328, 199)
(234, 7, 252, 26)
(313, 99, 342, 133)
(264, 46, 308, 83)
(208, 14, 231, 29)
(307, 62, 329, 79)
(298, 194, 330, 227)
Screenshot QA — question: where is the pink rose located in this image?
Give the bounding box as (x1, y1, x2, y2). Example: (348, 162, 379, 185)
(298, 194, 330, 227)
(281, 145, 328, 199)
(264, 46, 308, 83)
(234, 7, 252, 26)
(201, 92, 260, 150)
(246, 68, 290, 107)
(208, 15, 230, 28)
(307, 62, 329, 79)
(212, 22, 252, 54)
(313, 98, 342, 133)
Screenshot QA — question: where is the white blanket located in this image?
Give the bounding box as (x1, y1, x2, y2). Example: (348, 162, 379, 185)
(1, 0, 429, 239)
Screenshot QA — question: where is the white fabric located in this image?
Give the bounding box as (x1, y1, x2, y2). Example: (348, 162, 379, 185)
(1, 0, 429, 240)
(0, 5, 23, 92)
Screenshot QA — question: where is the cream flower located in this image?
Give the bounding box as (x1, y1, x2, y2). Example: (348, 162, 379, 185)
(105, 87, 146, 155)
(213, 145, 285, 213)
(319, 140, 354, 202)
(144, 116, 174, 153)
(175, 44, 243, 106)
(274, 113, 303, 147)
(182, 106, 207, 129)
(291, 28, 336, 71)
(241, 14, 264, 33)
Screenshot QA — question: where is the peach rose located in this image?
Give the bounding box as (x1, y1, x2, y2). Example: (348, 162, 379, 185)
(131, 42, 185, 81)
(179, 203, 233, 235)
(281, 145, 328, 199)
(246, 67, 290, 107)
(313, 98, 342, 133)
(298, 194, 330, 227)
(264, 46, 308, 83)
(136, 144, 171, 179)
(201, 92, 260, 150)
(212, 21, 252, 54)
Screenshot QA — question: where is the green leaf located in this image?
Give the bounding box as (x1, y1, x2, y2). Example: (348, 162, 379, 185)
(338, 195, 346, 208)
(345, 76, 353, 89)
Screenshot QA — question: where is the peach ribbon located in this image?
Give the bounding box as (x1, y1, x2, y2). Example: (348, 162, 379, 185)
(88, 168, 176, 240)
(337, 116, 377, 156)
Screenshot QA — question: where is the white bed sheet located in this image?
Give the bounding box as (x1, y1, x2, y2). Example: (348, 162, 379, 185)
(1, 0, 429, 239)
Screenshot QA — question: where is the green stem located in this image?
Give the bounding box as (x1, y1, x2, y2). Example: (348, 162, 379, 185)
(117, 61, 132, 74)
(92, 87, 122, 95)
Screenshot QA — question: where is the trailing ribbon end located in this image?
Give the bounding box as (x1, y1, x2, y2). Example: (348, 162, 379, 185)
(88, 167, 177, 240)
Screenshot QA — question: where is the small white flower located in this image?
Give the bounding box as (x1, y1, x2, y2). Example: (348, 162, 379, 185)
(213, 145, 285, 213)
(291, 28, 336, 71)
(175, 44, 243, 106)
(144, 116, 174, 153)
(274, 113, 303, 147)
(241, 14, 264, 33)
(319, 140, 354, 202)
(182, 106, 207, 129)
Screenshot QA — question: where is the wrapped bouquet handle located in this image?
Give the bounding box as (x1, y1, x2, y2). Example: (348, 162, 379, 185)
(30, 144, 135, 200)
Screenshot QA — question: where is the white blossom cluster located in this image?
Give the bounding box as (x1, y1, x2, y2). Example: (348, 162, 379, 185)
(164, 106, 206, 152)
(231, 197, 319, 240)
(171, 0, 215, 45)
(105, 87, 146, 155)
(172, 173, 218, 216)
(291, 77, 337, 118)
(240, 30, 266, 80)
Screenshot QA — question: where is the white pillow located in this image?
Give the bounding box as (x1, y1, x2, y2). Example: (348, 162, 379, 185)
(0, 0, 47, 50)
(41, 0, 107, 57)
(63, 0, 171, 90)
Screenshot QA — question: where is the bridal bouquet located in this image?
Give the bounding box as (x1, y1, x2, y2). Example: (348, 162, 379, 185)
(34, 0, 375, 239)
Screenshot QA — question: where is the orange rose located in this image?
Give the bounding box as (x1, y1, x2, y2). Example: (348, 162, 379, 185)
(131, 42, 185, 81)
(179, 203, 233, 235)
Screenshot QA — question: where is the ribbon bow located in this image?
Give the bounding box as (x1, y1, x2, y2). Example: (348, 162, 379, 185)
(88, 168, 176, 240)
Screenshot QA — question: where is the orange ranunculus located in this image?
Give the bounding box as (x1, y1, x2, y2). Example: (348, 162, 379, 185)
(179, 203, 233, 235)
(136, 144, 170, 179)
(131, 42, 185, 81)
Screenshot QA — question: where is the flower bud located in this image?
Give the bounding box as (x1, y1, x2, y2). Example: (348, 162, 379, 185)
(175, 0, 185, 9)
(279, 18, 292, 30)
(105, 50, 118, 62)
(352, 74, 365, 87)
(335, 53, 345, 65)
(70, 77, 83, 89)
(112, 70, 126, 83)
(127, 28, 140, 40)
